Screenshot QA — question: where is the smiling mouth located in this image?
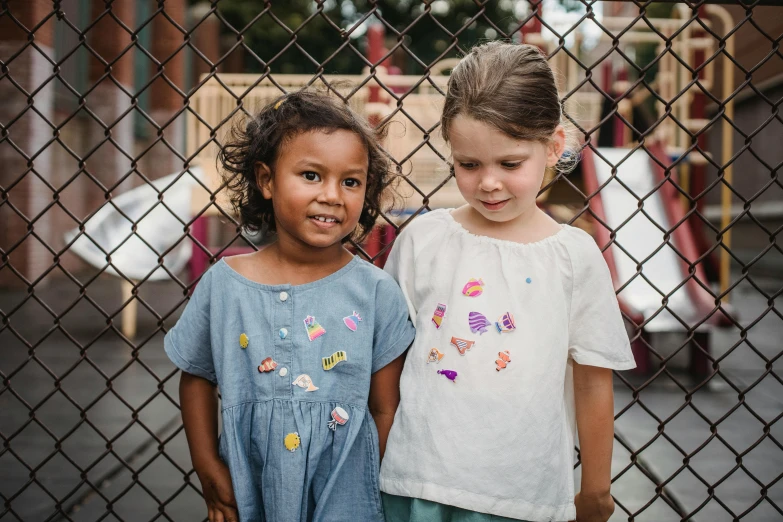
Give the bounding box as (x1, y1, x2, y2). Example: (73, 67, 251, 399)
(480, 200, 509, 211)
(308, 215, 342, 227)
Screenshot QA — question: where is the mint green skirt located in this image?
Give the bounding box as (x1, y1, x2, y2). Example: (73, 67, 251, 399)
(382, 493, 529, 522)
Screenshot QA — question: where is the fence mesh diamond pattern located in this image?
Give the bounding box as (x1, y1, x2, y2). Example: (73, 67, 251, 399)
(1, 0, 782, 521)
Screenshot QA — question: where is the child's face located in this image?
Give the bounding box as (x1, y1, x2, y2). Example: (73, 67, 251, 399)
(448, 114, 563, 225)
(259, 129, 369, 249)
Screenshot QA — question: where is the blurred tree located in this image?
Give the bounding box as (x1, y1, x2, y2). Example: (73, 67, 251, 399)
(210, 0, 520, 74)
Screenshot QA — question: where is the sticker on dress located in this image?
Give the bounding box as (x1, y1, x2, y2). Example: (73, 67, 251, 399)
(327, 407, 350, 431)
(468, 312, 491, 335)
(284, 432, 301, 452)
(258, 357, 277, 373)
(432, 303, 447, 328)
(343, 311, 362, 332)
(450, 336, 475, 355)
(292, 374, 319, 392)
(304, 315, 326, 341)
(322, 350, 347, 370)
(239, 333, 249, 349)
(526, 277, 532, 284)
(437, 369, 458, 382)
(462, 278, 484, 297)
(427, 347, 445, 364)
(496, 350, 511, 371)
(495, 312, 516, 333)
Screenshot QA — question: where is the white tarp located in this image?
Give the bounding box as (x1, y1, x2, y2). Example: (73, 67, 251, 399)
(64, 167, 202, 281)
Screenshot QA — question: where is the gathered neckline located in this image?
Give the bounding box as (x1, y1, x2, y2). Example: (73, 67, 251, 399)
(433, 208, 569, 249)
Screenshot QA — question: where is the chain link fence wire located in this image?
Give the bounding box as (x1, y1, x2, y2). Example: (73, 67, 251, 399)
(1, 0, 782, 520)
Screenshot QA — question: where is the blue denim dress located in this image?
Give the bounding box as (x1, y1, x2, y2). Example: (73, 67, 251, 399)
(164, 256, 415, 522)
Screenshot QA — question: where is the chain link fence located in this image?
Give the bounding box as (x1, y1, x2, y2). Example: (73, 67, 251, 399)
(1, 0, 782, 520)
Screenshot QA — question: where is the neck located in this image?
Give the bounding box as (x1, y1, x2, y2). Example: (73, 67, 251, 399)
(269, 232, 353, 275)
(456, 204, 556, 244)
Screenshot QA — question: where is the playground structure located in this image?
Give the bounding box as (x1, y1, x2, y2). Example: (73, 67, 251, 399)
(185, 5, 738, 372)
(542, 3, 738, 374)
(68, 4, 739, 367)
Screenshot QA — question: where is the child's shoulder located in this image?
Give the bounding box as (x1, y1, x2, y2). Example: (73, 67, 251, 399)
(557, 225, 611, 280)
(558, 224, 603, 257)
(395, 208, 451, 241)
(353, 256, 400, 287)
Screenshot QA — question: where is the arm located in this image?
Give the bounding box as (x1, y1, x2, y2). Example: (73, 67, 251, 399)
(368, 352, 407, 460)
(573, 362, 616, 522)
(180, 372, 238, 522)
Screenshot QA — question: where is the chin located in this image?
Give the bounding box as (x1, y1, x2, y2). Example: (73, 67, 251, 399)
(469, 204, 512, 223)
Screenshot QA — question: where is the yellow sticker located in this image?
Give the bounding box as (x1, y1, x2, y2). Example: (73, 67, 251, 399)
(239, 333, 249, 349)
(322, 351, 347, 370)
(284, 432, 300, 452)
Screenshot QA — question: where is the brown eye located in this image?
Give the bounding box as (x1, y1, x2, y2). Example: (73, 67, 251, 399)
(302, 171, 320, 182)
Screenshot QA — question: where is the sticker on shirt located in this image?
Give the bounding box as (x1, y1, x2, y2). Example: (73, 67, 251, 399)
(343, 311, 362, 332)
(462, 278, 484, 297)
(432, 303, 447, 328)
(284, 432, 301, 452)
(495, 312, 516, 333)
(304, 315, 326, 341)
(450, 336, 475, 356)
(322, 350, 347, 370)
(427, 347, 445, 364)
(468, 312, 491, 335)
(239, 333, 249, 349)
(496, 350, 511, 371)
(258, 357, 277, 373)
(327, 407, 350, 431)
(437, 369, 458, 382)
(292, 374, 319, 392)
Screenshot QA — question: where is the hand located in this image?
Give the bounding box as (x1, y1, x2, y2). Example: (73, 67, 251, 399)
(197, 459, 239, 522)
(572, 490, 615, 522)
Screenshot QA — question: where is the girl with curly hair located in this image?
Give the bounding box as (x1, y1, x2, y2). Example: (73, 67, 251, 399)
(165, 90, 414, 522)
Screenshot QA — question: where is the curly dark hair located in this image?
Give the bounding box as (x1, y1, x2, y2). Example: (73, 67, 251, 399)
(217, 90, 393, 244)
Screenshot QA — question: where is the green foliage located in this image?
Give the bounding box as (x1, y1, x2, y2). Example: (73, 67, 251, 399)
(211, 0, 519, 74)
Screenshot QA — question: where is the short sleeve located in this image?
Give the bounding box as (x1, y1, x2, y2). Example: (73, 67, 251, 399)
(567, 231, 636, 370)
(371, 275, 416, 373)
(383, 225, 417, 323)
(164, 272, 217, 382)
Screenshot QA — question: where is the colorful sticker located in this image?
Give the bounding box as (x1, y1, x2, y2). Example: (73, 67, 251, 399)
(432, 303, 447, 328)
(292, 374, 319, 392)
(258, 357, 277, 373)
(327, 407, 350, 431)
(437, 369, 458, 382)
(343, 311, 362, 332)
(495, 312, 516, 333)
(427, 348, 445, 364)
(468, 312, 491, 335)
(496, 350, 511, 371)
(304, 315, 326, 341)
(284, 432, 301, 452)
(322, 351, 347, 370)
(450, 336, 475, 356)
(239, 333, 249, 349)
(462, 278, 484, 297)
(526, 277, 532, 284)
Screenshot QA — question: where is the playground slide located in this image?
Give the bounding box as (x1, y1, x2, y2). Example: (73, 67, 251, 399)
(580, 147, 724, 334)
(64, 167, 202, 281)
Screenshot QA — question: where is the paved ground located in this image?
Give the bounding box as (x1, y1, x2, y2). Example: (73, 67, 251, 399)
(1, 269, 781, 521)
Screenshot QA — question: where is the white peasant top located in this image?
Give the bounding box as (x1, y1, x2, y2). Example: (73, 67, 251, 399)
(379, 209, 635, 522)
